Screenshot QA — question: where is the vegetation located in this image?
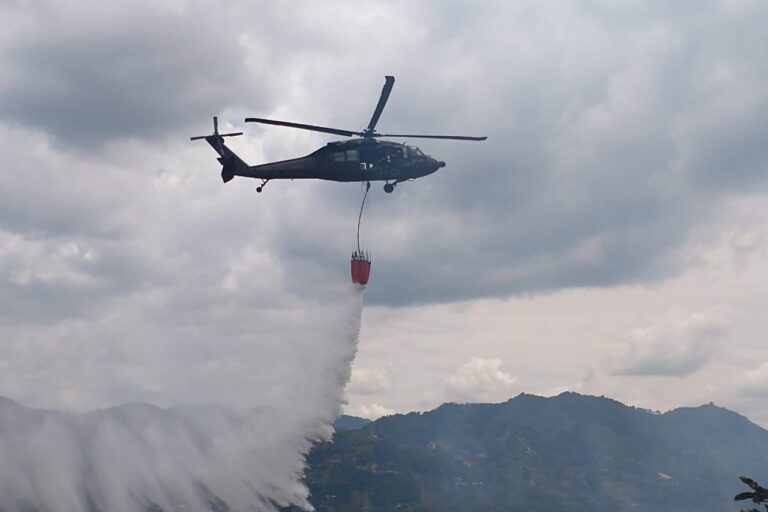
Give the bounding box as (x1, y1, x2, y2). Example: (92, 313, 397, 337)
(295, 393, 768, 511)
(735, 476, 768, 512)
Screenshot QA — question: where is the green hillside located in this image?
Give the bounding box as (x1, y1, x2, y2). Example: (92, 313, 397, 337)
(300, 393, 768, 511)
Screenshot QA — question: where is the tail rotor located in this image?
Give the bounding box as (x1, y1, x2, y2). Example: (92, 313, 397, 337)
(190, 116, 243, 145)
(191, 116, 244, 183)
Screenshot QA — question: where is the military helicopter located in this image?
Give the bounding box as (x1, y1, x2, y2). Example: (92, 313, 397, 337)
(191, 76, 487, 193)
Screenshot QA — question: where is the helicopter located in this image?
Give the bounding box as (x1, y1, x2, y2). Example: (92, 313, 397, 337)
(191, 76, 487, 193)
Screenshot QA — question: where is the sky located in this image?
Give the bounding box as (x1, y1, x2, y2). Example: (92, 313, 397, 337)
(2, 0, 768, 425)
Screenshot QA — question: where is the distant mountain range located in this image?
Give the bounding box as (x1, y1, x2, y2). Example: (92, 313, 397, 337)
(1, 394, 763, 511)
(313, 393, 768, 511)
(334, 414, 371, 431)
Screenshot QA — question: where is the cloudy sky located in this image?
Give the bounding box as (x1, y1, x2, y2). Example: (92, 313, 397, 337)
(2, 0, 768, 425)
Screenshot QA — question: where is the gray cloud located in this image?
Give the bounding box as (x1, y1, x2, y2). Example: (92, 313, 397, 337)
(234, 0, 768, 306)
(0, 1, 273, 147)
(3, 1, 766, 311)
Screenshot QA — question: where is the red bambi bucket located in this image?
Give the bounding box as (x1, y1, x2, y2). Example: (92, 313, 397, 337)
(351, 255, 371, 285)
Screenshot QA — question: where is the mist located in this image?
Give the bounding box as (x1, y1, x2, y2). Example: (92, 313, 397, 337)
(0, 287, 364, 512)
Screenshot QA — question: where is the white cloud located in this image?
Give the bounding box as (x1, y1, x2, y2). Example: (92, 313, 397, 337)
(345, 403, 395, 420)
(742, 362, 768, 396)
(2, 234, 101, 288)
(444, 357, 517, 403)
(611, 306, 731, 377)
(348, 367, 391, 395)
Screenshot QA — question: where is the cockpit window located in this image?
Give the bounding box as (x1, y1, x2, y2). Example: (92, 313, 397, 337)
(402, 146, 423, 158)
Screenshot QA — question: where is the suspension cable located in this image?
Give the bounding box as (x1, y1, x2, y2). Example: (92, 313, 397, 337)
(357, 181, 371, 255)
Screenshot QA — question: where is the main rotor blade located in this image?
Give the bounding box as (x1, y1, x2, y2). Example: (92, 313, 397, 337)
(377, 133, 488, 141)
(190, 132, 242, 141)
(366, 75, 395, 134)
(245, 117, 361, 137)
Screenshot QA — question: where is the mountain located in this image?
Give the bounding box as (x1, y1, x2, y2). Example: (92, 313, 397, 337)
(334, 415, 371, 431)
(300, 393, 768, 511)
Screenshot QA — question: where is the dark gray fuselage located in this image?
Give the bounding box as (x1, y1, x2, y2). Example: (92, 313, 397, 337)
(211, 137, 445, 183)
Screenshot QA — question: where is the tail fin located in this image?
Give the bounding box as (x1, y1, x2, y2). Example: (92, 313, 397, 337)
(191, 116, 250, 183)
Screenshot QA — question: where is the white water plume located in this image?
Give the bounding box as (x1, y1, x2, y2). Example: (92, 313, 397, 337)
(0, 287, 364, 512)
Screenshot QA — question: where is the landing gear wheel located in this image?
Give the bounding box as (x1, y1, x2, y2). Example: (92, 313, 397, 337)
(384, 183, 395, 193)
(256, 186, 263, 193)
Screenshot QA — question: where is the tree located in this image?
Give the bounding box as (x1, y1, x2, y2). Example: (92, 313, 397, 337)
(735, 476, 768, 512)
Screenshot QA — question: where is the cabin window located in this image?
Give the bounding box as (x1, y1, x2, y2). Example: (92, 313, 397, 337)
(346, 150, 359, 161)
(333, 152, 345, 162)
(402, 147, 409, 158)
